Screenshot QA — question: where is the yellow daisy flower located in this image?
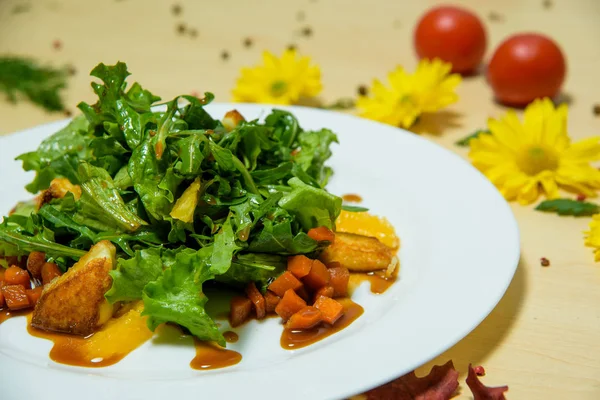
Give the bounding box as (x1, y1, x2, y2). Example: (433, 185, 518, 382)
(584, 216, 600, 261)
(232, 49, 322, 105)
(469, 98, 600, 205)
(356, 58, 461, 128)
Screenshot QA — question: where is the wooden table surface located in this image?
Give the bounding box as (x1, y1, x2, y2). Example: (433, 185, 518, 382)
(1, 0, 600, 398)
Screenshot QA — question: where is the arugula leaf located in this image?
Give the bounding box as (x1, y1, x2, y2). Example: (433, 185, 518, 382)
(0, 57, 68, 112)
(455, 129, 491, 147)
(105, 247, 164, 303)
(535, 198, 600, 216)
(217, 253, 286, 291)
(248, 218, 318, 254)
(78, 163, 148, 232)
(142, 247, 225, 346)
(17, 116, 90, 193)
(210, 218, 240, 274)
(293, 128, 338, 187)
(279, 177, 342, 231)
(0, 214, 86, 259)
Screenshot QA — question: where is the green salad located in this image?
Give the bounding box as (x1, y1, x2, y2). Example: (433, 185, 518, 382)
(0, 62, 343, 346)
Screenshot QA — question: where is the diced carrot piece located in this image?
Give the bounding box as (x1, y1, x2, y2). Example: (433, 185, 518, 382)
(307, 226, 335, 243)
(2, 285, 30, 310)
(313, 296, 344, 325)
(264, 291, 281, 313)
(296, 285, 312, 302)
(26, 286, 43, 306)
(245, 282, 266, 319)
(329, 266, 350, 297)
(285, 306, 323, 330)
(302, 259, 330, 290)
(268, 271, 303, 297)
(275, 289, 307, 321)
(4, 266, 31, 289)
(314, 285, 334, 301)
(325, 261, 341, 269)
(4, 256, 25, 268)
(230, 296, 252, 327)
(26, 251, 46, 279)
(41, 262, 62, 286)
(287, 255, 312, 279)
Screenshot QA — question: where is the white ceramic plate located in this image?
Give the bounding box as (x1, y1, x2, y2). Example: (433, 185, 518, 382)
(0, 104, 519, 400)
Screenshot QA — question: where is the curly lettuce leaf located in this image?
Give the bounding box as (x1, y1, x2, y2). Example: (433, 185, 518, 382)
(105, 247, 164, 303)
(216, 253, 286, 291)
(142, 246, 225, 346)
(278, 177, 342, 231)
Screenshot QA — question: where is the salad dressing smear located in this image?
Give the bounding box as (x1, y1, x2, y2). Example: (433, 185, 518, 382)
(26, 302, 153, 368)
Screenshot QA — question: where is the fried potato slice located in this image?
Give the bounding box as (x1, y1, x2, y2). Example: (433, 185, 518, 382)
(222, 109, 245, 131)
(31, 241, 116, 336)
(319, 232, 395, 272)
(37, 178, 82, 209)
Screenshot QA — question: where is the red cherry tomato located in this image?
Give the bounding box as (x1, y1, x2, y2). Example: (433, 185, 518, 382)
(414, 5, 487, 74)
(487, 33, 566, 107)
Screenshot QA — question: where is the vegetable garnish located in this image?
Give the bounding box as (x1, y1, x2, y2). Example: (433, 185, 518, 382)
(535, 199, 600, 216)
(232, 49, 322, 105)
(0, 57, 68, 112)
(0, 61, 345, 346)
(469, 98, 600, 205)
(356, 58, 461, 129)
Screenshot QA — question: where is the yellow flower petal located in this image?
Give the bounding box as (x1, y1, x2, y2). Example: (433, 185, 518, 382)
(357, 58, 461, 129)
(469, 98, 600, 205)
(232, 49, 322, 104)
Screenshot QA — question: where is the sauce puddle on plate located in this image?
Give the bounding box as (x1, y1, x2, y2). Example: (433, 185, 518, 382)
(191, 339, 242, 370)
(350, 268, 398, 295)
(281, 299, 364, 350)
(26, 302, 153, 368)
(0, 309, 31, 324)
(223, 330, 239, 343)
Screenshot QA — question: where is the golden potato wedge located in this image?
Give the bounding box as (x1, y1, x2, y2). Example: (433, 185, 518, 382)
(320, 232, 395, 272)
(37, 178, 82, 208)
(222, 109, 245, 131)
(31, 240, 116, 336)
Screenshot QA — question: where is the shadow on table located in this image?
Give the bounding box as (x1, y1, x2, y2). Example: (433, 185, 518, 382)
(411, 110, 463, 136)
(415, 254, 528, 376)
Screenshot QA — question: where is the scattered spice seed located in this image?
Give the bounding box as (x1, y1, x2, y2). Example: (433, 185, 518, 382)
(221, 50, 230, 61)
(243, 37, 253, 48)
(287, 44, 297, 51)
(171, 4, 182, 15)
(542, 0, 552, 9)
(540, 257, 550, 267)
(176, 23, 186, 35)
(357, 85, 368, 96)
(12, 4, 31, 14)
(296, 11, 305, 21)
(64, 109, 73, 117)
(473, 366, 486, 376)
(593, 104, 600, 116)
(66, 65, 77, 76)
(301, 26, 313, 37)
(190, 91, 199, 98)
(189, 28, 198, 38)
(577, 194, 587, 201)
(488, 11, 504, 22)
(52, 40, 62, 50)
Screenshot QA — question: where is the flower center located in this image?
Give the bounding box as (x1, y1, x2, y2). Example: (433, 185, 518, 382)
(270, 80, 288, 97)
(517, 146, 559, 176)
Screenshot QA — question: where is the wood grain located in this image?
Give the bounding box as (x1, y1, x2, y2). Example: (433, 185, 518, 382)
(1, 0, 600, 398)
